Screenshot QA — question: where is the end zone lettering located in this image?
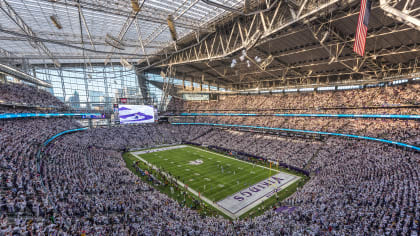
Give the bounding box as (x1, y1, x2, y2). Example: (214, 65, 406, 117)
(233, 176, 284, 201)
(217, 172, 299, 215)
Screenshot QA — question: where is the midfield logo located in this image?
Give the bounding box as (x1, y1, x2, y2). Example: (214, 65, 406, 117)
(189, 159, 204, 165)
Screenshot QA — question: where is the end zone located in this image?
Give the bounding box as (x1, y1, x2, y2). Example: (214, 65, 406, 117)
(131, 146, 301, 219)
(217, 172, 300, 217)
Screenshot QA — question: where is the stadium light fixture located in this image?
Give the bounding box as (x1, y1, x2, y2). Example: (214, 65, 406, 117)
(131, 0, 140, 12)
(201, 0, 280, 16)
(50, 15, 62, 30)
(239, 50, 247, 61)
(167, 15, 178, 41)
(120, 58, 133, 70)
(231, 59, 237, 68)
(260, 55, 273, 70)
(243, 0, 250, 14)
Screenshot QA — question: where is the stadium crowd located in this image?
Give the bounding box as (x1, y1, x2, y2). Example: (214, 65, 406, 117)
(67, 124, 212, 150)
(0, 82, 66, 109)
(168, 82, 420, 112)
(2, 121, 418, 235)
(194, 129, 323, 168)
(0, 81, 419, 235)
(187, 116, 420, 146)
(167, 82, 420, 147)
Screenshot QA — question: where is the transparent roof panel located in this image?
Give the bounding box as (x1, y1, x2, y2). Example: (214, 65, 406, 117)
(0, 0, 244, 65)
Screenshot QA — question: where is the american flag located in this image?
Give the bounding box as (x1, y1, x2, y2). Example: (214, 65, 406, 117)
(353, 0, 372, 56)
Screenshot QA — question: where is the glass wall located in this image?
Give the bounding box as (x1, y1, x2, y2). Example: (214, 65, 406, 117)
(145, 72, 221, 109)
(34, 66, 142, 111)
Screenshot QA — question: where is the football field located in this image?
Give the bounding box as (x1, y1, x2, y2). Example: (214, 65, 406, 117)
(131, 145, 300, 218)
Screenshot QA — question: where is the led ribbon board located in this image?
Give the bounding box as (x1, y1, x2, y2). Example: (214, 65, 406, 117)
(0, 113, 102, 119)
(179, 113, 420, 119)
(43, 128, 88, 146)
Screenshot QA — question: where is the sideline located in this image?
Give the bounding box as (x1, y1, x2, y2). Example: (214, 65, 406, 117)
(188, 146, 280, 173)
(131, 152, 237, 219)
(131, 145, 300, 219)
(132, 145, 188, 155)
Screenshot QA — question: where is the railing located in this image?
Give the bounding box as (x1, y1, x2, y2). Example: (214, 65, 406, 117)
(166, 104, 420, 113)
(0, 113, 102, 119)
(178, 113, 420, 119)
(36, 127, 89, 227)
(43, 128, 88, 146)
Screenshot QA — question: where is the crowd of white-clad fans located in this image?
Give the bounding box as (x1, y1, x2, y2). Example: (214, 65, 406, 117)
(0, 82, 66, 109)
(0, 81, 419, 234)
(168, 82, 419, 112)
(168, 82, 420, 147)
(1, 120, 418, 235)
(187, 116, 420, 146)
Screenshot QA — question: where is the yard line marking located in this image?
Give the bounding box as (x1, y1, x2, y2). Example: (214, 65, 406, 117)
(131, 145, 293, 219)
(131, 152, 237, 219)
(132, 145, 188, 155)
(189, 146, 279, 173)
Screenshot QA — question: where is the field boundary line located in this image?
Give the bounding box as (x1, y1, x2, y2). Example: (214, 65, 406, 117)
(222, 175, 300, 217)
(188, 146, 280, 173)
(131, 152, 238, 219)
(131, 146, 300, 219)
(132, 145, 188, 155)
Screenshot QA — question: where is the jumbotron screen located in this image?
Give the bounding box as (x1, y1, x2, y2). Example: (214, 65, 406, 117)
(118, 105, 155, 124)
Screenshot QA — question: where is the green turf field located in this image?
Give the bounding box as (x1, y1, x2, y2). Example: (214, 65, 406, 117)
(134, 146, 279, 202)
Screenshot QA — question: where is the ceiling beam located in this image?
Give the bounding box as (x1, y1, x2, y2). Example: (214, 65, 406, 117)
(379, 0, 420, 31)
(233, 44, 419, 78)
(0, 62, 52, 87)
(187, 64, 233, 85)
(104, 7, 140, 65)
(141, 0, 354, 69)
(37, 0, 202, 30)
(192, 22, 412, 78)
(0, 0, 60, 67)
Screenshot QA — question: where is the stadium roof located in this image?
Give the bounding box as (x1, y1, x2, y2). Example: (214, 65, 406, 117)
(139, 0, 420, 90)
(0, 0, 244, 65)
(0, 0, 419, 91)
